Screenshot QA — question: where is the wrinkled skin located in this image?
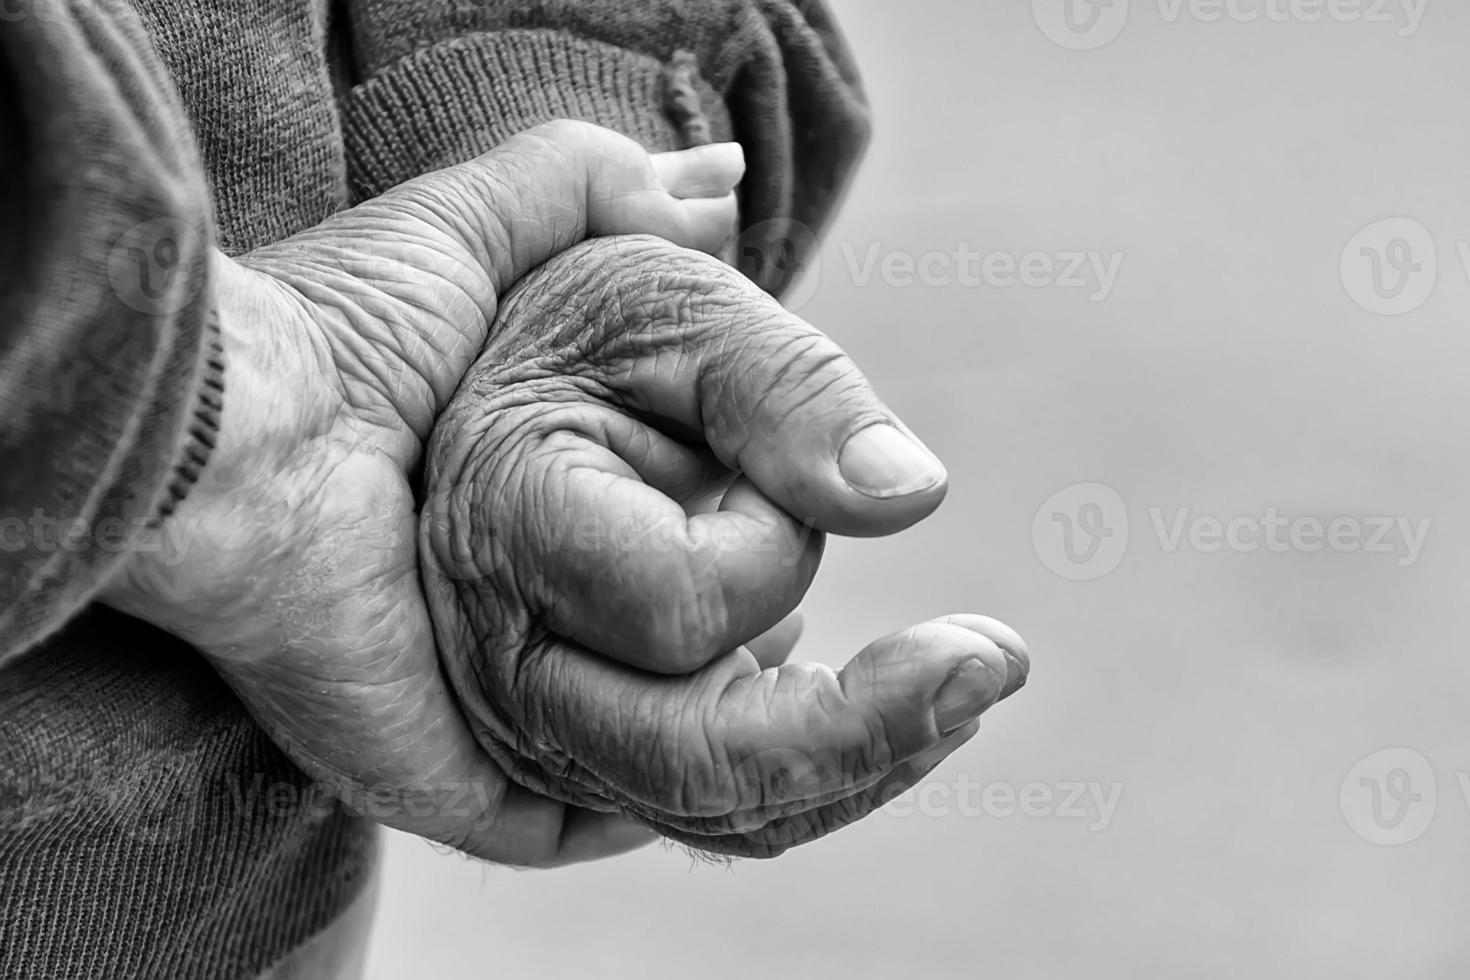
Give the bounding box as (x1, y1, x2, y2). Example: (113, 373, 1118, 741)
(422, 236, 1030, 858)
(106, 122, 748, 867)
(105, 117, 1031, 866)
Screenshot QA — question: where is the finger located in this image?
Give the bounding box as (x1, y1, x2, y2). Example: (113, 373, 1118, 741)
(939, 613, 1030, 698)
(746, 607, 804, 670)
(667, 721, 982, 858)
(597, 414, 733, 506)
(702, 617, 1034, 852)
(448, 120, 741, 287)
(508, 237, 950, 538)
(521, 441, 823, 672)
(514, 616, 1029, 834)
(650, 143, 746, 199)
(422, 370, 822, 674)
(627, 255, 947, 537)
(454, 784, 660, 868)
(547, 809, 662, 866)
(682, 622, 1024, 849)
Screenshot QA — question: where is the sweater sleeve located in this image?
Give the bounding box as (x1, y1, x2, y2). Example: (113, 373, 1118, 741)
(0, 0, 222, 662)
(337, 0, 869, 298)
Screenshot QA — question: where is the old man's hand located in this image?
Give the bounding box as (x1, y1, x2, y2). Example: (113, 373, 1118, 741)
(420, 235, 1030, 858)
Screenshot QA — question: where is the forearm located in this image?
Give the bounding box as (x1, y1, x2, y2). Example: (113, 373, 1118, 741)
(0, 0, 220, 661)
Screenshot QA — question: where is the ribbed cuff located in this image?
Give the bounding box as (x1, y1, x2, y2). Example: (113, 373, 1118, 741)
(154, 310, 224, 524)
(341, 29, 733, 201)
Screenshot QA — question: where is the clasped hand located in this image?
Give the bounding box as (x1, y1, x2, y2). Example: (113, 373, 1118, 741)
(106, 122, 1030, 865)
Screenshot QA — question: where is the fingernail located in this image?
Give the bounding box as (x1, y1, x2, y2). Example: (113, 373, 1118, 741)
(933, 658, 1005, 734)
(838, 423, 946, 499)
(961, 616, 1030, 698)
(663, 141, 743, 170)
(1000, 647, 1029, 698)
(697, 142, 746, 172)
(652, 142, 745, 194)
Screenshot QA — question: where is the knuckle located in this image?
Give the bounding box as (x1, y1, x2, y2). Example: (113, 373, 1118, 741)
(511, 120, 634, 184)
(511, 119, 584, 158)
(533, 118, 601, 147)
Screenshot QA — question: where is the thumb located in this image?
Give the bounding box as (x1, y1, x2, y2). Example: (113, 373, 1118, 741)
(401, 119, 744, 294)
(497, 235, 951, 538)
(239, 120, 742, 439)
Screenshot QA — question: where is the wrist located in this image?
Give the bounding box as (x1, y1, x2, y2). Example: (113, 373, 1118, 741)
(99, 254, 327, 639)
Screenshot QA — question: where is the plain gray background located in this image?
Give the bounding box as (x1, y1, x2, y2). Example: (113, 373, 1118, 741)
(366, 2, 1470, 976)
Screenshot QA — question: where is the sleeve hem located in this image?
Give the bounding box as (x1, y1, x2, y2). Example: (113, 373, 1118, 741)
(341, 30, 733, 202)
(153, 310, 224, 524)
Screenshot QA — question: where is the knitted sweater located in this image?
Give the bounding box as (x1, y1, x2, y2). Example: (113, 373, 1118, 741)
(0, 1, 867, 976)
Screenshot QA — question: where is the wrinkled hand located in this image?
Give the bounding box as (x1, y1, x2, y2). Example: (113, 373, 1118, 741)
(421, 236, 1031, 858)
(103, 122, 745, 866)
